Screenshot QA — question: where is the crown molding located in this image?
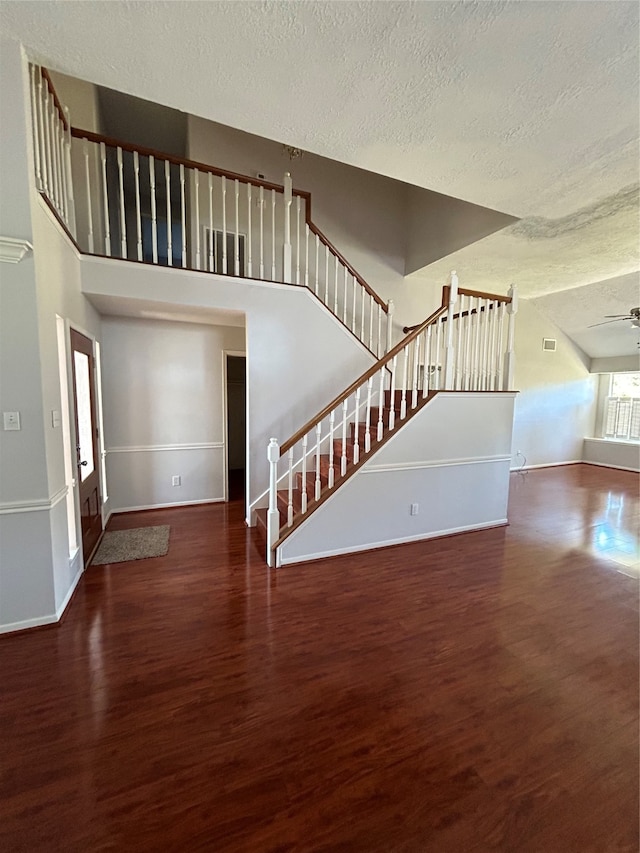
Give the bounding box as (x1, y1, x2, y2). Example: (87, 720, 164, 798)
(0, 236, 33, 264)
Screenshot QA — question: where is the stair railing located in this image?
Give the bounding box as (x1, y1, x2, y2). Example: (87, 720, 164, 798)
(29, 65, 76, 239)
(266, 272, 517, 565)
(28, 65, 392, 357)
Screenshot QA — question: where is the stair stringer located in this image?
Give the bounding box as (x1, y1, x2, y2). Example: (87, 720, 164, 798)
(275, 391, 517, 567)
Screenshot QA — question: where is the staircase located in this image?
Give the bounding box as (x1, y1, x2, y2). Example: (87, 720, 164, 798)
(29, 65, 519, 570)
(255, 387, 438, 544)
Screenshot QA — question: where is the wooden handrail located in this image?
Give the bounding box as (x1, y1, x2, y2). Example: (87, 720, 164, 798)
(402, 286, 511, 333)
(280, 300, 448, 455)
(306, 221, 387, 311)
(41, 68, 69, 131)
(70, 127, 298, 194)
(458, 287, 512, 303)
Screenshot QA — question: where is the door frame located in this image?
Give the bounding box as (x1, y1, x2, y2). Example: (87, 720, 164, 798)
(65, 319, 107, 568)
(222, 349, 247, 518)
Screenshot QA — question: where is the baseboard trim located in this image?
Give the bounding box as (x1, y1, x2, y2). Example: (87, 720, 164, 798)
(582, 461, 640, 474)
(55, 562, 83, 620)
(278, 518, 508, 567)
(510, 460, 582, 472)
(0, 613, 59, 636)
(111, 497, 225, 514)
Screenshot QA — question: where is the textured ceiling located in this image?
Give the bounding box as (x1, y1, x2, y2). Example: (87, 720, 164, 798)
(1, 0, 639, 357)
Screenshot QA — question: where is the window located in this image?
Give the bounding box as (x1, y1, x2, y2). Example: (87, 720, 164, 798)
(603, 373, 640, 441)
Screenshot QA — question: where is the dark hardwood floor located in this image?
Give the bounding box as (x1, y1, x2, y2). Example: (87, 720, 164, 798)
(1, 464, 638, 852)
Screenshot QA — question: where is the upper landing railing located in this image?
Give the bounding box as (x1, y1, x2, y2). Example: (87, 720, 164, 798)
(28, 65, 393, 358)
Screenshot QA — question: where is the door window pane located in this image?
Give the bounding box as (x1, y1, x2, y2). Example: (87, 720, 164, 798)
(74, 351, 95, 481)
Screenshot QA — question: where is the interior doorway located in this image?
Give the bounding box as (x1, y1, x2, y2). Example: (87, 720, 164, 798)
(69, 329, 103, 565)
(225, 354, 246, 503)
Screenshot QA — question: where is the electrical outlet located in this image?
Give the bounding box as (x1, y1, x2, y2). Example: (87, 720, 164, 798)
(172, 475, 181, 487)
(3, 411, 21, 431)
(410, 503, 419, 516)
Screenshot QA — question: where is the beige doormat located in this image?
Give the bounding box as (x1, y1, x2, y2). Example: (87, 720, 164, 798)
(91, 525, 170, 565)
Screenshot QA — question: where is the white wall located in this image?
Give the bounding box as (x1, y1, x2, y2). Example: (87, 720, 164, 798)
(101, 316, 245, 511)
(511, 300, 597, 468)
(81, 258, 376, 517)
(278, 392, 515, 565)
(0, 39, 102, 631)
(583, 439, 640, 472)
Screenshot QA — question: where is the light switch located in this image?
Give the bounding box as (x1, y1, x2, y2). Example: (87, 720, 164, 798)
(51, 410, 61, 428)
(3, 411, 21, 431)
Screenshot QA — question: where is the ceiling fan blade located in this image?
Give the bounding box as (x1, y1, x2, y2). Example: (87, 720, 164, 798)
(603, 314, 632, 319)
(587, 318, 628, 328)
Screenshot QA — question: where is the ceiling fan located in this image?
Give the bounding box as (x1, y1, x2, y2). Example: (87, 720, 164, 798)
(588, 307, 640, 328)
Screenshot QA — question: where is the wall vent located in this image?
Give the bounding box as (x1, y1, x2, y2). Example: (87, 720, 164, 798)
(542, 338, 557, 352)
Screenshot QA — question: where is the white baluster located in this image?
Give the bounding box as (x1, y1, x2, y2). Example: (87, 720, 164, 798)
(304, 223, 309, 288)
(117, 147, 126, 258)
(504, 285, 518, 390)
(133, 151, 142, 261)
(247, 183, 253, 277)
(315, 423, 322, 500)
(207, 173, 214, 271)
(368, 294, 374, 350)
(496, 301, 506, 391)
(479, 299, 489, 390)
(222, 176, 228, 275)
(351, 275, 357, 333)
(377, 303, 383, 357)
(149, 155, 158, 264)
(361, 285, 366, 343)
(100, 142, 111, 256)
(412, 335, 420, 409)
(49, 97, 61, 212)
(341, 399, 348, 477)
(287, 447, 294, 527)
(343, 267, 348, 324)
(194, 168, 201, 269)
(423, 325, 432, 397)
(334, 255, 339, 315)
(37, 69, 49, 196)
(270, 188, 276, 280)
(259, 186, 265, 279)
(353, 388, 361, 464)
(400, 346, 409, 419)
(328, 410, 335, 488)
(460, 295, 470, 390)
(283, 173, 292, 283)
(365, 377, 373, 453)
(180, 164, 187, 268)
(377, 365, 385, 441)
(83, 140, 94, 254)
(443, 271, 458, 389)
(164, 161, 172, 266)
(29, 66, 42, 191)
(324, 246, 330, 304)
(301, 434, 308, 513)
(58, 119, 68, 222)
(434, 317, 443, 390)
(388, 355, 397, 430)
(488, 301, 497, 390)
(295, 195, 301, 285)
(267, 438, 280, 567)
(471, 297, 481, 390)
(234, 179, 240, 275)
(386, 301, 394, 354)
(63, 107, 76, 238)
(314, 233, 319, 295)
(454, 294, 464, 390)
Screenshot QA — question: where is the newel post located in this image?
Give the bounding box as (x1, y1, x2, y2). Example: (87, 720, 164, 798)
(267, 438, 280, 567)
(503, 284, 518, 390)
(283, 172, 292, 283)
(443, 270, 458, 390)
(386, 300, 394, 353)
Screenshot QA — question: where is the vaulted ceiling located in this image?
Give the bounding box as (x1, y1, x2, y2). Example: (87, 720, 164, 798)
(2, 0, 638, 357)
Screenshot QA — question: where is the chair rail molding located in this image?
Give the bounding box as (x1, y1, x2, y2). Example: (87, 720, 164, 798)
(0, 236, 33, 264)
